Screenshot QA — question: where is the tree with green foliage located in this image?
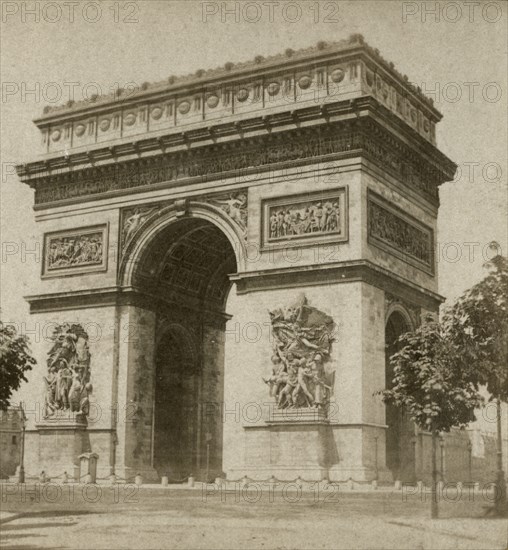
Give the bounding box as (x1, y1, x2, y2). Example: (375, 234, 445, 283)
(447, 247, 508, 515)
(0, 322, 36, 410)
(378, 316, 484, 518)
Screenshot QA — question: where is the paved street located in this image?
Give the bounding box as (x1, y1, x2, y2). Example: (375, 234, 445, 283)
(1, 484, 507, 549)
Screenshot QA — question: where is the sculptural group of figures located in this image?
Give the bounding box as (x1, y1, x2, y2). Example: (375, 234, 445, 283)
(269, 200, 340, 239)
(48, 234, 103, 269)
(264, 294, 335, 409)
(43, 324, 92, 419)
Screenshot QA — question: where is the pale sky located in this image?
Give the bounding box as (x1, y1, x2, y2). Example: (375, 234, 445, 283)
(1, 0, 507, 324)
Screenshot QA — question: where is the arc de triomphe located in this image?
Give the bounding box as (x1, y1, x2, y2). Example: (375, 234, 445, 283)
(16, 35, 456, 483)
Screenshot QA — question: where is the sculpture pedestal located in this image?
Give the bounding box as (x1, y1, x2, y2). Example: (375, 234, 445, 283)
(268, 407, 329, 424)
(237, 409, 337, 481)
(35, 413, 91, 481)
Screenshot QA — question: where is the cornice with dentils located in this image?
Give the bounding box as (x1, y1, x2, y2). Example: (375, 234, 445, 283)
(16, 97, 455, 186)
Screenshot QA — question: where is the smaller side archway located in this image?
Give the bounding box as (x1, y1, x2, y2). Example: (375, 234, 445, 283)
(385, 307, 416, 482)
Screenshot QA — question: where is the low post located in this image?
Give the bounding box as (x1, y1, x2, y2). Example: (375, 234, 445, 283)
(431, 431, 439, 519)
(439, 435, 445, 482)
(205, 432, 212, 483)
(374, 436, 379, 481)
(495, 398, 507, 515)
(18, 403, 26, 484)
(79, 453, 99, 484)
(467, 439, 473, 483)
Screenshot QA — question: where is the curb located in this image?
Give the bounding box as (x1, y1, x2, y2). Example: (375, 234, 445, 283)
(0, 512, 25, 525)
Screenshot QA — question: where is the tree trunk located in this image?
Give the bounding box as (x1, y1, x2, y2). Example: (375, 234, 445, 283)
(431, 430, 438, 519)
(495, 398, 507, 515)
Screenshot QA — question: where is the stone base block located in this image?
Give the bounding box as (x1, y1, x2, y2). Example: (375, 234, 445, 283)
(229, 419, 393, 483)
(240, 419, 339, 481)
(33, 417, 91, 481)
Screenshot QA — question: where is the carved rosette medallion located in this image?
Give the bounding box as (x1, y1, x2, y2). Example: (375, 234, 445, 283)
(264, 294, 336, 414)
(43, 324, 93, 421)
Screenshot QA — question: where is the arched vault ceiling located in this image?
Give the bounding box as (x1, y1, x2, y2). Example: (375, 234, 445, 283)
(132, 218, 237, 308)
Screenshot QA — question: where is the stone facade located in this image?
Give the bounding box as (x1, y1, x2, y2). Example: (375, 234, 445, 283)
(14, 35, 472, 483)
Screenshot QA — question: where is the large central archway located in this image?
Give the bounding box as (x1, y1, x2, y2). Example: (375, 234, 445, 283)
(121, 208, 241, 481)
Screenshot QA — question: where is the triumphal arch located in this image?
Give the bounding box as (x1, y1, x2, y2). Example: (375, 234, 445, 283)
(16, 35, 456, 483)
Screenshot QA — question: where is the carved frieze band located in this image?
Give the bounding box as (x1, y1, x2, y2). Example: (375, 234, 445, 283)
(33, 120, 442, 207)
(262, 188, 348, 249)
(367, 191, 434, 274)
(42, 224, 108, 278)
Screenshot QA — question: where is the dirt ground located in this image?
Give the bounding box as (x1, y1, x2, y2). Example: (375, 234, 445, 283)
(0, 484, 507, 549)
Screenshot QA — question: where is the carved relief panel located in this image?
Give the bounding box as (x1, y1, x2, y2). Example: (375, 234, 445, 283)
(367, 190, 434, 274)
(42, 224, 108, 278)
(261, 188, 348, 249)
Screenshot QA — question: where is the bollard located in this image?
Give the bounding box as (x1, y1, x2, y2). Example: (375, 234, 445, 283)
(188, 475, 195, 488)
(437, 480, 444, 496)
(161, 476, 169, 487)
(134, 474, 143, 486)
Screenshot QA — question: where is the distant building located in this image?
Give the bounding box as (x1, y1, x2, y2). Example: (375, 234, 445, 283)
(0, 408, 21, 478)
